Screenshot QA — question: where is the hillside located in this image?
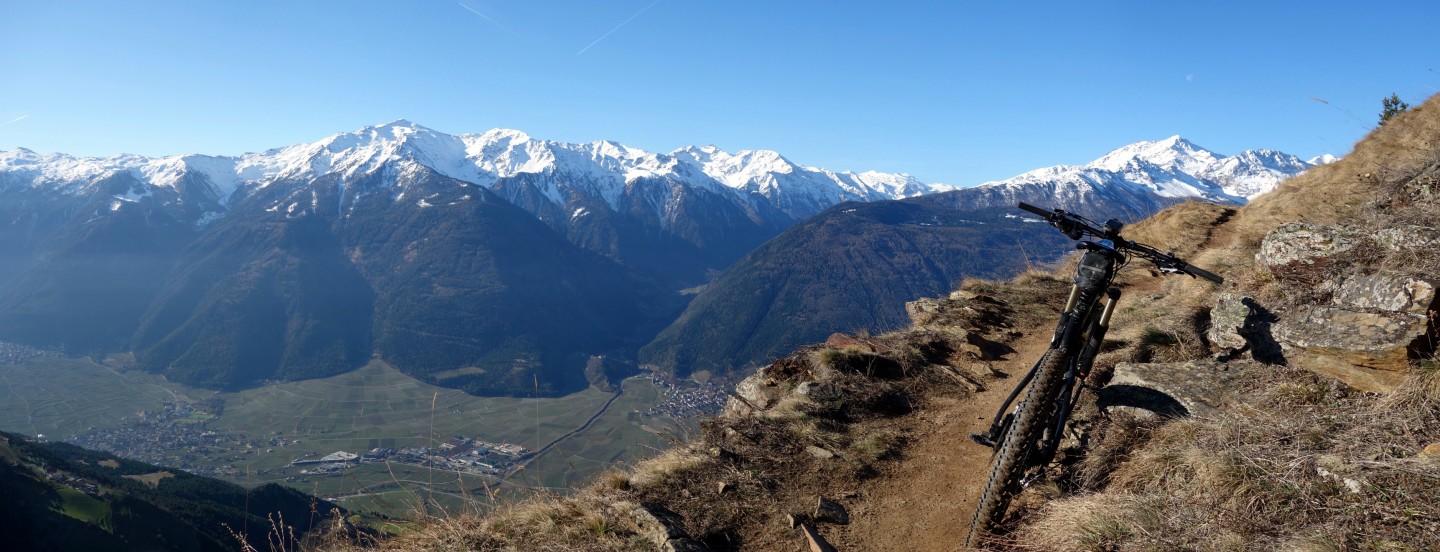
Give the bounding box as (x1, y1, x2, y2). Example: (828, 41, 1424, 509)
(0, 431, 338, 552)
(318, 94, 1440, 551)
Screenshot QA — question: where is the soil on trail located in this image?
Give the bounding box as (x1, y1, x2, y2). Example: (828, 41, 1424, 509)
(829, 329, 1055, 551)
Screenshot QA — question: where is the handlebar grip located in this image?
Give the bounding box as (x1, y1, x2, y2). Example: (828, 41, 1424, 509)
(1183, 263, 1224, 284)
(1017, 202, 1052, 217)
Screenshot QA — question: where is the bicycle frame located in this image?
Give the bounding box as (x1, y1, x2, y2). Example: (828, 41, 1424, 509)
(974, 242, 1122, 468)
(966, 202, 1222, 546)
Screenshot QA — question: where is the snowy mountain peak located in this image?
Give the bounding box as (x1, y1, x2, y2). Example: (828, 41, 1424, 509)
(1088, 135, 1220, 174)
(984, 136, 1322, 204)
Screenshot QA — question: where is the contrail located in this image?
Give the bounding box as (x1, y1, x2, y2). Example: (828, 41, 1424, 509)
(1, 114, 28, 126)
(457, 2, 526, 40)
(577, 0, 663, 56)
(460, 2, 512, 28)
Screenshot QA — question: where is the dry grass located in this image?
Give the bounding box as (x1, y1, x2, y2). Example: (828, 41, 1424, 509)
(1019, 361, 1440, 552)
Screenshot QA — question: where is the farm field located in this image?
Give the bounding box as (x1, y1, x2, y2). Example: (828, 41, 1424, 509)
(0, 358, 187, 439)
(0, 357, 690, 518)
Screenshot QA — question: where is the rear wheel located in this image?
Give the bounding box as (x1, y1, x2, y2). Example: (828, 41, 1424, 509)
(964, 347, 1070, 547)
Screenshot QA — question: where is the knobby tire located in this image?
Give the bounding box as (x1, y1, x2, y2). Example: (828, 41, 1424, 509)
(964, 347, 1070, 547)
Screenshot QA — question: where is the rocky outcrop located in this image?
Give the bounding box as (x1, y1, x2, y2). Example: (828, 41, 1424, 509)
(1208, 293, 1285, 364)
(723, 365, 792, 417)
(1257, 223, 1362, 272)
(1257, 223, 1439, 392)
(1273, 306, 1430, 392)
(1100, 360, 1252, 418)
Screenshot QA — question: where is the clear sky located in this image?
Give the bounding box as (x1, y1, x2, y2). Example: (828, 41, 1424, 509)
(1, 1, 1436, 186)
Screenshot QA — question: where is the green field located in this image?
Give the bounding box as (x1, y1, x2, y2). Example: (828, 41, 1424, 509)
(0, 357, 689, 517)
(0, 359, 187, 439)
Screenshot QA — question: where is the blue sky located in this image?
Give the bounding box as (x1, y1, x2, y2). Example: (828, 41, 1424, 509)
(1, 1, 1436, 186)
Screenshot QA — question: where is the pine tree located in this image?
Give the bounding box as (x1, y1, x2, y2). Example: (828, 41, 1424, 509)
(1380, 93, 1410, 125)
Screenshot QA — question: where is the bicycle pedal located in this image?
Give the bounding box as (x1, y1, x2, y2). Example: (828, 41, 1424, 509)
(968, 433, 995, 448)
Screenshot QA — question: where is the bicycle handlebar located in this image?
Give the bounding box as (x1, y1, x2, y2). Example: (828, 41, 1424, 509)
(1017, 201, 1053, 218)
(1017, 202, 1224, 284)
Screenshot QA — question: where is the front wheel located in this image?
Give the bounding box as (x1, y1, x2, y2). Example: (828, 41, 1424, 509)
(964, 347, 1070, 547)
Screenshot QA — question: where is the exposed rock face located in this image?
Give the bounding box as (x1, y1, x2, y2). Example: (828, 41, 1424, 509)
(1273, 307, 1430, 392)
(1375, 225, 1440, 251)
(723, 366, 788, 417)
(1257, 222, 1439, 392)
(1332, 272, 1436, 315)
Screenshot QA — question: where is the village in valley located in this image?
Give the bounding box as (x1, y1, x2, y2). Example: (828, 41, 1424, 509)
(290, 436, 529, 479)
(66, 399, 533, 481)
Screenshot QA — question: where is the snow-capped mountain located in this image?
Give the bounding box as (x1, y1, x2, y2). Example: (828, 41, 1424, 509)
(0, 125, 1327, 395)
(974, 136, 1320, 218)
(0, 120, 945, 224)
(0, 125, 1321, 234)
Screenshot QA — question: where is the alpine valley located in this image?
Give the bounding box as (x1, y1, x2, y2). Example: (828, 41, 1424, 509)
(0, 123, 1326, 395)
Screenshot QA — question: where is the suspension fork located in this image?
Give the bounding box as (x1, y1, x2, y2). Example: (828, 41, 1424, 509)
(1038, 287, 1121, 464)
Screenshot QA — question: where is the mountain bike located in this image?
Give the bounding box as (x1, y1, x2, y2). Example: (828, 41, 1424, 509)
(963, 202, 1223, 547)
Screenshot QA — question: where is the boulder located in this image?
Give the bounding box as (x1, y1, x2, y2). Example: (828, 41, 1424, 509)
(1272, 306, 1430, 392)
(905, 297, 944, 327)
(1332, 272, 1437, 315)
(1257, 223, 1362, 270)
(1209, 293, 1251, 352)
(1100, 360, 1253, 418)
(722, 367, 785, 417)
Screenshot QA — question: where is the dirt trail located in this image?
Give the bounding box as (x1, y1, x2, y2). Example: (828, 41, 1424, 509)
(831, 329, 1057, 551)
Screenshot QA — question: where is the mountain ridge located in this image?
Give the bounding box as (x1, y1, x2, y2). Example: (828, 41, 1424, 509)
(0, 125, 1324, 395)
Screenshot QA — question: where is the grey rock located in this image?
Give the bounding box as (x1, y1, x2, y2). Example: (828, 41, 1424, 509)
(620, 501, 689, 546)
(1102, 360, 1253, 418)
(795, 381, 843, 402)
(722, 368, 784, 417)
(905, 297, 944, 327)
(1375, 225, 1440, 251)
(1209, 293, 1251, 352)
(1257, 223, 1362, 270)
(1332, 272, 1437, 315)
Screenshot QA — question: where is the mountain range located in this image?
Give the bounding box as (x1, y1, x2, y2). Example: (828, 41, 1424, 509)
(0, 124, 1324, 393)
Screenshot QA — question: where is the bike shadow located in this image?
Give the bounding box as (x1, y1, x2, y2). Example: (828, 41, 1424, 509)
(1094, 385, 1190, 419)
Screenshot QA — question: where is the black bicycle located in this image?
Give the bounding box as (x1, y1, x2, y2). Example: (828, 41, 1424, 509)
(963, 202, 1223, 546)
